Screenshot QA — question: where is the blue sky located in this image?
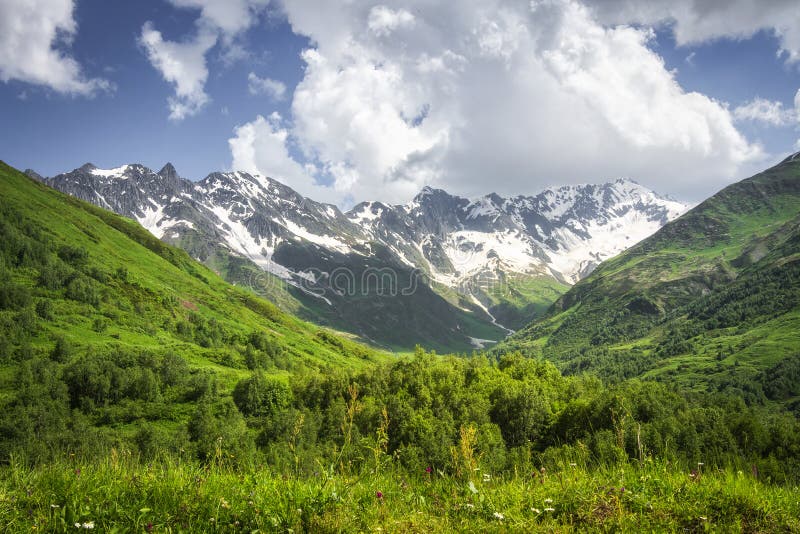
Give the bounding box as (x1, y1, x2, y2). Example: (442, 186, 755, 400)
(1, 0, 307, 180)
(1, 0, 799, 205)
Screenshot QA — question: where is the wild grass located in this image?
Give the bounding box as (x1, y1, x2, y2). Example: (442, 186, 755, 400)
(1, 453, 797, 532)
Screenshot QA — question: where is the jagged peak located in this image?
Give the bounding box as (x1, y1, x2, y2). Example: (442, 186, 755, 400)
(413, 185, 457, 203)
(158, 162, 179, 179)
(78, 162, 96, 172)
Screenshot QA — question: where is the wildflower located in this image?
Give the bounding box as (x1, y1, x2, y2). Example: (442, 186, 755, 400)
(145, 523, 153, 532)
(544, 498, 553, 504)
(532, 508, 541, 514)
(376, 491, 383, 500)
(544, 507, 555, 512)
(425, 466, 432, 474)
(82, 522, 95, 530)
(220, 498, 230, 509)
(700, 516, 707, 521)
(493, 512, 504, 520)
(50, 504, 60, 509)
(569, 463, 577, 467)
(464, 504, 475, 509)
(483, 473, 492, 482)
(74, 524, 80, 529)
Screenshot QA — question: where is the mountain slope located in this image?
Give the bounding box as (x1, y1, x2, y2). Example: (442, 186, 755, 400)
(497, 153, 800, 401)
(0, 159, 384, 387)
(43, 163, 686, 350)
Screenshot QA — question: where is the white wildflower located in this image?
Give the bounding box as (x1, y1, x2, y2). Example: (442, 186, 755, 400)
(493, 512, 504, 520)
(532, 507, 541, 514)
(544, 507, 555, 512)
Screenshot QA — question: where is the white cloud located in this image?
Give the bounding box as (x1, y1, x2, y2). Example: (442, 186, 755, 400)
(230, 0, 763, 203)
(0, 0, 109, 95)
(734, 98, 796, 126)
(141, 0, 275, 119)
(367, 6, 415, 37)
(229, 112, 342, 203)
(734, 89, 800, 127)
(586, 0, 800, 63)
(139, 22, 217, 121)
(248, 72, 286, 100)
(169, 0, 270, 37)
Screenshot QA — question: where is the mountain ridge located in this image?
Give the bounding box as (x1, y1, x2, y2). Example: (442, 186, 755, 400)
(37, 162, 687, 350)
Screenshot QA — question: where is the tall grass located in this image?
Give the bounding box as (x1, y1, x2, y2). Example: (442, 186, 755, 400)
(1, 451, 797, 532)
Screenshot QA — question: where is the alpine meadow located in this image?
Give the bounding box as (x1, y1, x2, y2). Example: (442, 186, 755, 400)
(2, 0, 800, 532)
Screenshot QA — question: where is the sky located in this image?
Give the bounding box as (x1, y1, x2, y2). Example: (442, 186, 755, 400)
(1, 0, 799, 208)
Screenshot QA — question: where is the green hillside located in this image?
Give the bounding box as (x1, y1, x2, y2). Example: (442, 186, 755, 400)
(0, 161, 386, 458)
(497, 155, 800, 400)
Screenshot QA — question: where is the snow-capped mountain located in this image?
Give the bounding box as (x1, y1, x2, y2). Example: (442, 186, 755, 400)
(349, 180, 686, 287)
(40, 163, 688, 350)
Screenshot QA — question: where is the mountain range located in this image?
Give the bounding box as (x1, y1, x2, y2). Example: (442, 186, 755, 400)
(35, 162, 687, 351)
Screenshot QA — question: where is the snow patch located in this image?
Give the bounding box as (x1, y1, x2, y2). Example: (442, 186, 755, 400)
(90, 165, 130, 178)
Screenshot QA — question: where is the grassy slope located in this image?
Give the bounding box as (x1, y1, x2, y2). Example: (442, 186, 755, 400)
(497, 156, 800, 392)
(0, 161, 385, 387)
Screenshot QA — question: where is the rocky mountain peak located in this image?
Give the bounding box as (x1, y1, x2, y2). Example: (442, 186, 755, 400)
(158, 162, 179, 180)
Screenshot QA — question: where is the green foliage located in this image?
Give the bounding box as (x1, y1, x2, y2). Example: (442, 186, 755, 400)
(232, 371, 293, 418)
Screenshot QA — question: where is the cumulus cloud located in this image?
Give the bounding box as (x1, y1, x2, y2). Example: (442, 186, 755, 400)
(247, 72, 286, 100)
(139, 22, 217, 120)
(367, 6, 415, 36)
(734, 98, 795, 126)
(141, 0, 274, 119)
(230, 0, 764, 203)
(0, 0, 109, 95)
(586, 0, 800, 63)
